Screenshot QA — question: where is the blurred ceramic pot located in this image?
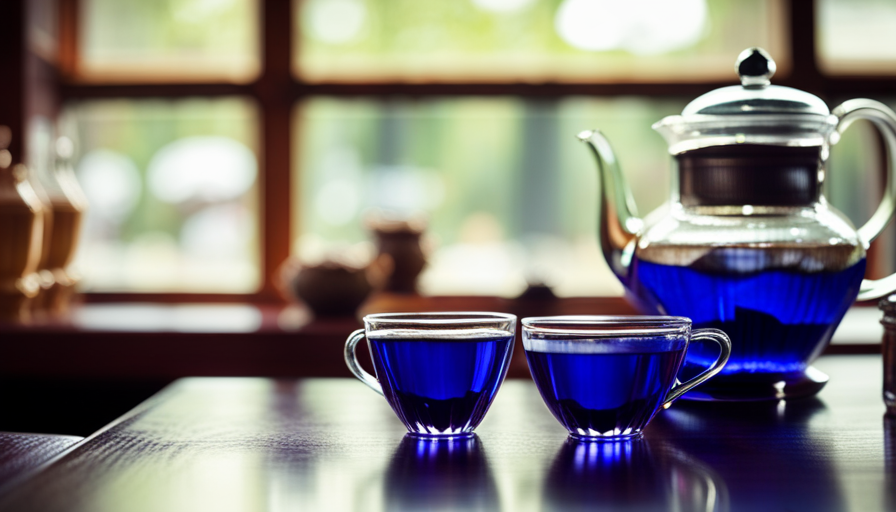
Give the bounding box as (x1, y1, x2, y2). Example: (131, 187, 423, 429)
(367, 213, 427, 294)
(280, 259, 374, 317)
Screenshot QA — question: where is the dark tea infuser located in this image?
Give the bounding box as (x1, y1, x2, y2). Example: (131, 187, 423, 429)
(581, 47, 896, 401)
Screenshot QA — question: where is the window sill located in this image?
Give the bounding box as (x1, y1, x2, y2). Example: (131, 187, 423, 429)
(0, 297, 881, 381)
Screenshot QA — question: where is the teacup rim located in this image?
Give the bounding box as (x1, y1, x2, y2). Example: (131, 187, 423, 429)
(364, 311, 517, 326)
(521, 315, 691, 336)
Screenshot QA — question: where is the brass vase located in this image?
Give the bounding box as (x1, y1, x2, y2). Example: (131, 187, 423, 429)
(29, 137, 87, 317)
(0, 158, 45, 323)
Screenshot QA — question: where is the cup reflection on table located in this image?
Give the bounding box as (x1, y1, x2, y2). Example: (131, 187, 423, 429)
(543, 437, 728, 512)
(652, 398, 847, 511)
(384, 435, 499, 511)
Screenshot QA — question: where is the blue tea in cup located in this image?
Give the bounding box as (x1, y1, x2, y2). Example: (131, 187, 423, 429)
(345, 312, 516, 438)
(523, 316, 730, 440)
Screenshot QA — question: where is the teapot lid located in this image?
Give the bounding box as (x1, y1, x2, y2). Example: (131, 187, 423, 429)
(654, 48, 838, 155)
(682, 48, 830, 116)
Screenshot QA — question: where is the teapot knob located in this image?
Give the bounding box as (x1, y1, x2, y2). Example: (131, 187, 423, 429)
(736, 47, 776, 88)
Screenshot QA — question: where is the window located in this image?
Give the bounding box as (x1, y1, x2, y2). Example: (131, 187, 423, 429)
(66, 98, 260, 292)
(294, 0, 786, 82)
(79, 0, 260, 82)
(293, 96, 687, 297)
(57, 0, 896, 301)
(817, 0, 896, 75)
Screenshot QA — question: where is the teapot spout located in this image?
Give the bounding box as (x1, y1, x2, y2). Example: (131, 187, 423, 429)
(577, 130, 642, 284)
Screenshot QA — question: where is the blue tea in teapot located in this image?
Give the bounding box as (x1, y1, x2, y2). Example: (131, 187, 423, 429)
(633, 247, 865, 378)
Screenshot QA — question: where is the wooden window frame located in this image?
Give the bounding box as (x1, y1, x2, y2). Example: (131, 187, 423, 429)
(53, 0, 896, 305)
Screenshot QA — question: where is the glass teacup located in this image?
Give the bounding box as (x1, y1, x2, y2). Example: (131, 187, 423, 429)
(344, 312, 516, 438)
(523, 316, 731, 440)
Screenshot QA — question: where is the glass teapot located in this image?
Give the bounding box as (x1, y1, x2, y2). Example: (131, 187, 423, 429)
(580, 48, 896, 401)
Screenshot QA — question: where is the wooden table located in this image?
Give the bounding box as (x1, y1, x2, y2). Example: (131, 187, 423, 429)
(1, 355, 893, 512)
(0, 433, 82, 493)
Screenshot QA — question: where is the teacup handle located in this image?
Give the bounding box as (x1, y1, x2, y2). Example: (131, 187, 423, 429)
(662, 328, 732, 407)
(344, 329, 384, 395)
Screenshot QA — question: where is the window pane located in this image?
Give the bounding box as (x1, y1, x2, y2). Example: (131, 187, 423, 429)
(63, 98, 261, 292)
(294, 0, 787, 82)
(80, 0, 259, 82)
(28, 0, 57, 61)
(817, 0, 896, 75)
(293, 97, 686, 297)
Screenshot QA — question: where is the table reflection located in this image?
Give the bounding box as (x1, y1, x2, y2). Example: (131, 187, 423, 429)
(383, 435, 499, 511)
(657, 396, 829, 431)
(542, 437, 727, 512)
(651, 398, 845, 511)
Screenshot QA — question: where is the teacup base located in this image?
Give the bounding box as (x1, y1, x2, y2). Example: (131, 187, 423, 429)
(405, 431, 476, 440)
(680, 366, 829, 402)
(568, 432, 643, 442)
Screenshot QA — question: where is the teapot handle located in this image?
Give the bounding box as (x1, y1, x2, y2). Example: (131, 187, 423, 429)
(833, 99, 896, 301)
